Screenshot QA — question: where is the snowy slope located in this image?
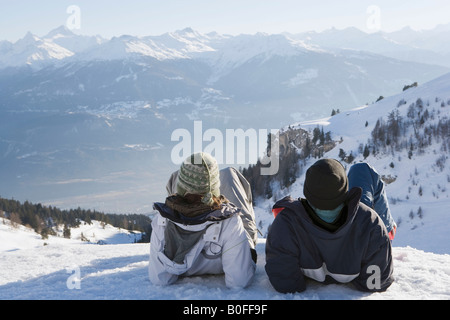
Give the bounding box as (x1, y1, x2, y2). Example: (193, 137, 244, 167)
(0, 233, 449, 300)
(0, 218, 142, 253)
(256, 72, 450, 255)
(1, 197, 449, 299)
(1, 178, 450, 300)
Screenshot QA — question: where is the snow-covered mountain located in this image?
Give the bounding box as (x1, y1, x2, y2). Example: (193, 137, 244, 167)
(0, 26, 105, 69)
(0, 31, 74, 69)
(3, 24, 450, 68)
(289, 24, 450, 67)
(1, 26, 447, 122)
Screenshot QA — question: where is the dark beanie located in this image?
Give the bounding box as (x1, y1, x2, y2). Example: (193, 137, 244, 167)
(303, 159, 348, 210)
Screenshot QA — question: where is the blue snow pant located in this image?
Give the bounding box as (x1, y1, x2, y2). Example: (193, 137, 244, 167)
(348, 163, 396, 240)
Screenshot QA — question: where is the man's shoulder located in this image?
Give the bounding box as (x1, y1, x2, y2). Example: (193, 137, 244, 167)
(353, 201, 390, 238)
(273, 196, 304, 210)
(355, 201, 381, 222)
(272, 196, 304, 217)
(271, 197, 313, 229)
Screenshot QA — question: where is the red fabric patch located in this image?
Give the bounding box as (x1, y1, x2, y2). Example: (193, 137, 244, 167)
(272, 207, 285, 218)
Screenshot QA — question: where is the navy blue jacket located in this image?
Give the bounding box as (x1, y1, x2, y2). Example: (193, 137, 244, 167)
(265, 187, 394, 293)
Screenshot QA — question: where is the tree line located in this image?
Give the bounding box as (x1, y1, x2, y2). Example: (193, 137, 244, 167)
(0, 196, 152, 242)
(369, 97, 450, 158)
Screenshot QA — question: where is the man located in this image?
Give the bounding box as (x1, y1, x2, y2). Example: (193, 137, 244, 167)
(265, 159, 394, 293)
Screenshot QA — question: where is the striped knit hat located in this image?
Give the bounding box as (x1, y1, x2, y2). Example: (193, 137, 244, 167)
(176, 152, 221, 206)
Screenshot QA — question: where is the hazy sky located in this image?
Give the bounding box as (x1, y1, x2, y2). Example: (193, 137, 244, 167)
(1, 0, 450, 41)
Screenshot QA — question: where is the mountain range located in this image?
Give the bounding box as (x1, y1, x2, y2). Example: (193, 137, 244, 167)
(0, 25, 449, 213)
(3, 24, 450, 67)
(1, 25, 449, 122)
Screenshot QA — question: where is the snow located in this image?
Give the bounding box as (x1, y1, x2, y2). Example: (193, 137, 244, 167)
(0, 31, 74, 68)
(1, 220, 449, 300)
(204, 33, 313, 84)
(0, 219, 141, 252)
(1, 29, 450, 299)
(0, 26, 320, 77)
(73, 101, 155, 120)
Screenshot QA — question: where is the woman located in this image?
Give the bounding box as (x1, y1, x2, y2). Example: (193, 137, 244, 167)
(148, 152, 256, 288)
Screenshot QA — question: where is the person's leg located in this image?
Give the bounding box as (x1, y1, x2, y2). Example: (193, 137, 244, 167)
(348, 163, 396, 240)
(166, 171, 179, 196)
(219, 167, 258, 248)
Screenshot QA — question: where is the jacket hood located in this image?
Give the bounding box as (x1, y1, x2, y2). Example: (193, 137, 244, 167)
(153, 200, 240, 226)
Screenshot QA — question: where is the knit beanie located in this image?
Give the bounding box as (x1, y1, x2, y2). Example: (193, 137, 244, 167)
(176, 152, 221, 206)
(303, 159, 348, 210)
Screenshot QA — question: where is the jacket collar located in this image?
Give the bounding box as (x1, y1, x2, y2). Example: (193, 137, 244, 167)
(274, 187, 363, 238)
(153, 200, 239, 226)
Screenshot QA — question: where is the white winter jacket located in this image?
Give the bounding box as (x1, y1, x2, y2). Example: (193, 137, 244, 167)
(148, 201, 256, 288)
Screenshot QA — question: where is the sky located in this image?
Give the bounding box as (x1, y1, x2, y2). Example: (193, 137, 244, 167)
(1, 0, 450, 42)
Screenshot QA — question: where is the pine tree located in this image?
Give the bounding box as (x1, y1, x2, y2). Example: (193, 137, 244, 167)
(63, 224, 71, 239)
(339, 148, 346, 161)
(363, 144, 370, 159)
(346, 152, 355, 164)
(417, 207, 423, 219)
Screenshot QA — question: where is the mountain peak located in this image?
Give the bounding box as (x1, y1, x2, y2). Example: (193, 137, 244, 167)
(45, 25, 75, 39)
(15, 31, 40, 45)
(173, 27, 202, 38)
(180, 27, 195, 33)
